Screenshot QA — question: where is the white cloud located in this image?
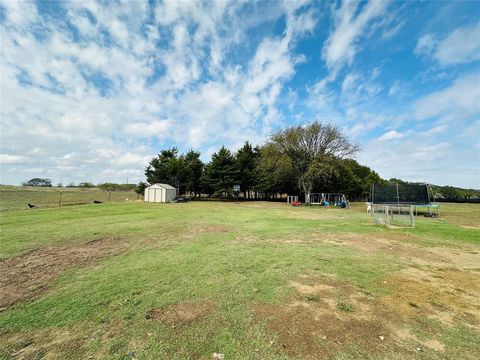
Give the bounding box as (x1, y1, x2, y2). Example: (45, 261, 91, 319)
(415, 22, 480, 66)
(420, 124, 448, 136)
(125, 120, 172, 139)
(0, 154, 31, 164)
(377, 130, 403, 142)
(414, 74, 480, 121)
(341, 73, 358, 93)
(323, 0, 390, 71)
(358, 135, 478, 188)
(415, 34, 437, 57)
(0, 0, 38, 27)
(0, 0, 316, 184)
(462, 119, 480, 139)
(388, 80, 401, 96)
(348, 113, 385, 138)
(0, 0, 477, 190)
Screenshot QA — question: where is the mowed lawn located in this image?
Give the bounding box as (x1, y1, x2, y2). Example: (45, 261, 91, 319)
(0, 201, 479, 359)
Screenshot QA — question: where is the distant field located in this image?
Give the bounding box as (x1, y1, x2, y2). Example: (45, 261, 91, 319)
(0, 201, 479, 359)
(0, 185, 139, 211)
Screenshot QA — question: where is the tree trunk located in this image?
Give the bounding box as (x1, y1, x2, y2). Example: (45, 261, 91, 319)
(300, 175, 311, 205)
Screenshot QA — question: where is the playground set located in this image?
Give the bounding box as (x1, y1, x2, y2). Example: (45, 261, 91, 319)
(287, 193, 350, 208)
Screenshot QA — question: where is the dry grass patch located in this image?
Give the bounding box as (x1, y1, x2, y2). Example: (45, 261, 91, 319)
(438, 204, 480, 228)
(283, 210, 336, 221)
(185, 225, 230, 238)
(146, 300, 214, 326)
(252, 274, 411, 359)
(316, 231, 480, 271)
(0, 327, 90, 359)
(317, 231, 428, 257)
(252, 267, 480, 358)
(383, 267, 480, 329)
(0, 237, 129, 311)
(427, 246, 480, 270)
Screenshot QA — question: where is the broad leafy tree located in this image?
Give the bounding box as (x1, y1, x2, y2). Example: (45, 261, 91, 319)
(78, 181, 94, 188)
(22, 178, 52, 187)
(268, 121, 360, 203)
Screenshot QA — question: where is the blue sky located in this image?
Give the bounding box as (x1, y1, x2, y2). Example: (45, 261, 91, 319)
(0, 0, 479, 188)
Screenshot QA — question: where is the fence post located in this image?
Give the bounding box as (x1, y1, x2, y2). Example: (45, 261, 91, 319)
(108, 191, 111, 202)
(411, 205, 415, 228)
(59, 191, 62, 207)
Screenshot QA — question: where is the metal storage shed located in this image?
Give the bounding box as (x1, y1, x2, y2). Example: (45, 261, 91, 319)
(144, 183, 177, 203)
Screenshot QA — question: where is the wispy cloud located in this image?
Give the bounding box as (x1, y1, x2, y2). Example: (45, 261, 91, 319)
(0, 0, 317, 184)
(0, 0, 478, 188)
(414, 74, 480, 121)
(322, 0, 389, 73)
(415, 22, 480, 66)
(377, 130, 404, 142)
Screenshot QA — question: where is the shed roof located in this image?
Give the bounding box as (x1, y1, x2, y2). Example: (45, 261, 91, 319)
(148, 183, 176, 190)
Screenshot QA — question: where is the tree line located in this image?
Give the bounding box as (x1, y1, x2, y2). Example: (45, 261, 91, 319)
(21, 121, 478, 202)
(143, 121, 384, 201)
(21, 179, 136, 192)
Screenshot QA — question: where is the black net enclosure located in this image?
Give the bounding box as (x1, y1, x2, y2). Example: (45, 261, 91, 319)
(371, 183, 431, 205)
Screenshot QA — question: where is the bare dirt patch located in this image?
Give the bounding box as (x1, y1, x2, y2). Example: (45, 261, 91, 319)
(254, 302, 393, 359)
(252, 274, 412, 359)
(0, 237, 129, 311)
(251, 271, 476, 359)
(146, 300, 213, 326)
(317, 232, 434, 260)
(317, 231, 480, 271)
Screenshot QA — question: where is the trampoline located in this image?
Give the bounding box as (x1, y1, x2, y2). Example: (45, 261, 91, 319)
(370, 183, 439, 215)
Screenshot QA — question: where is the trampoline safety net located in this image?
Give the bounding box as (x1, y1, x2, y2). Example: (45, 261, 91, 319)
(371, 183, 430, 205)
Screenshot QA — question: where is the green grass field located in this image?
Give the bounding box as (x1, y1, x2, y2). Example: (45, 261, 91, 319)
(0, 200, 479, 359)
(0, 186, 139, 211)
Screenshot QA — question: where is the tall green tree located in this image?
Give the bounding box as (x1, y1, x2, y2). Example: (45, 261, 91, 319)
(204, 146, 238, 198)
(342, 159, 384, 199)
(179, 150, 204, 196)
(235, 141, 260, 199)
(145, 148, 183, 190)
(256, 143, 296, 199)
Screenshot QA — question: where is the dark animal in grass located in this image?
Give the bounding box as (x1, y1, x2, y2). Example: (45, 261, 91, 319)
(27, 203, 36, 208)
(93, 200, 103, 204)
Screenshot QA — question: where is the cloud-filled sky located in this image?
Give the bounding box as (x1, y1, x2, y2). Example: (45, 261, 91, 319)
(1, 0, 479, 188)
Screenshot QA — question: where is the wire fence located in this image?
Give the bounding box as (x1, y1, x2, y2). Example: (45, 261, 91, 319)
(0, 188, 140, 211)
